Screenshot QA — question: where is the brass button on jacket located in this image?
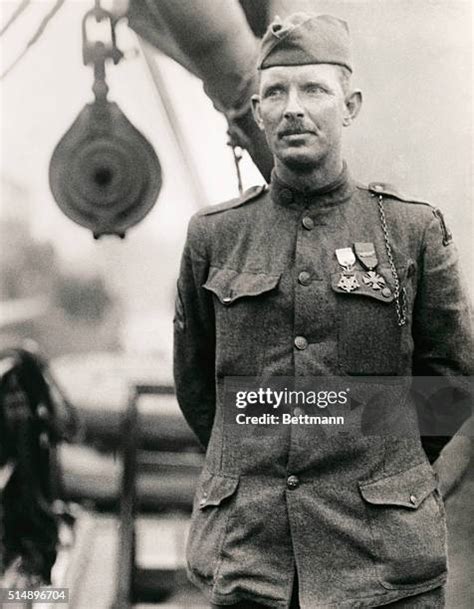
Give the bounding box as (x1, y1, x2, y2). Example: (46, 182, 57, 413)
(287, 475, 300, 490)
(298, 270, 311, 285)
(294, 336, 308, 350)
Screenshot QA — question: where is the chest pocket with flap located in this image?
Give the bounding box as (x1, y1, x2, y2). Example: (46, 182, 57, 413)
(202, 267, 281, 373)
(203, 267, 281, 305)
(332, 264, 410, 375)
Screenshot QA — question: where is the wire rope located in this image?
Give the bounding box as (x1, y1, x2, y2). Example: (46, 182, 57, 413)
(0, 0, 31, 37)
(1, 0, 66, 81)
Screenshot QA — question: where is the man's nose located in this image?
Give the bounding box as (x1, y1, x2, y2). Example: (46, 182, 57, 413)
(283, 90, 304, 119)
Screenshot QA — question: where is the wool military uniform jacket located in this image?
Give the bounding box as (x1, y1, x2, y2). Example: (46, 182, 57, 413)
(173, 166, 473, 609)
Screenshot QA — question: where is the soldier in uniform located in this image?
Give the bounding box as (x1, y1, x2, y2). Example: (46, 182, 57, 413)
(173, 13, 473, 609)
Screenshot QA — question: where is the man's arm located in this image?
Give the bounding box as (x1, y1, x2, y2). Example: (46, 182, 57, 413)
(173, 214, 216, 449)
(412, 209, 473, 495)
(413, 210, 473, 377)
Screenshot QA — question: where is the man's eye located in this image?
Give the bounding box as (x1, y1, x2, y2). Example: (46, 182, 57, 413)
(306, 85, 326, 94)
(265, 87, 284, 98)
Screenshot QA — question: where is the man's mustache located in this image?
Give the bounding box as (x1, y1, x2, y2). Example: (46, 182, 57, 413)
(278, 121, 316, 137)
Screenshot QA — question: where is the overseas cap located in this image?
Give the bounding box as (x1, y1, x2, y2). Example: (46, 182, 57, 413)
(258, 13, 352, 72)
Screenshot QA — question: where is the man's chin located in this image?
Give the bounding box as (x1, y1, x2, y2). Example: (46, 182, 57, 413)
(278, 152, 322, 172)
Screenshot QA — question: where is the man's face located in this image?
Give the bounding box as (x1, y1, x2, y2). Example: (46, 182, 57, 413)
(252, 64, 349, 170)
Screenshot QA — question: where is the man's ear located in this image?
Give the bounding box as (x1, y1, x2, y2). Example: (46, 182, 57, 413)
(251, 94, 265, 131)
(342, 90, 362, 126)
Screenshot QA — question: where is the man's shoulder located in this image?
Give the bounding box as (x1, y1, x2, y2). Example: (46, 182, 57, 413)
(356, 181, 452, 245)
(195, 184, 268, 218)
(357, 181, 431, 207)
(185, 184, 268, 250)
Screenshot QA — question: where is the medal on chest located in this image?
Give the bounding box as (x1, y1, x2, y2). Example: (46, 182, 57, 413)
(353, 242, 386, 291)
(335, 247, 360, 292)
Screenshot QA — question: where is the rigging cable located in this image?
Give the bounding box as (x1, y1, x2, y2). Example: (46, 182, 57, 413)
(1, 0, 66, 81)
(0, 0, 31, 37)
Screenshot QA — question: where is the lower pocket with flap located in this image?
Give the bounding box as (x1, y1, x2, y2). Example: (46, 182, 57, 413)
(186, 471, 240, 583)
(358, 462, 447, 589)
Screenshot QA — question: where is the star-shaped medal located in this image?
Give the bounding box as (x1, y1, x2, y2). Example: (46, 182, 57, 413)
(363, 271, 386, 290)
(338, 274, 360, 293)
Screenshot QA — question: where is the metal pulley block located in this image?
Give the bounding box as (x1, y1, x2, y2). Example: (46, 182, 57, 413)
(49, 1, 162, 238)
(49, 101, 162, 238)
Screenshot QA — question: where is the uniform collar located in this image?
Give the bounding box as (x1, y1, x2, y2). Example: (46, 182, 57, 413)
(269, 162, 354, 208)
